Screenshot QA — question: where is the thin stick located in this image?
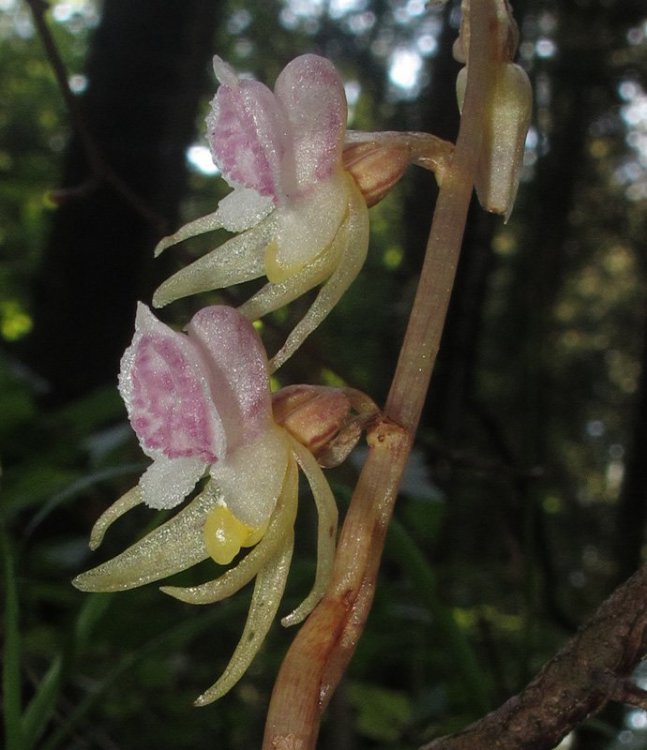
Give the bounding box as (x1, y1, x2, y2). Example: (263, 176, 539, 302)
(26, 0, 167, 231)
(261, 2, 498, 748)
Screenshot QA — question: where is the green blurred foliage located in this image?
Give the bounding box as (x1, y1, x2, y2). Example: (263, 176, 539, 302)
(0, 0, 94, 341)
(3, 0, 647, 748)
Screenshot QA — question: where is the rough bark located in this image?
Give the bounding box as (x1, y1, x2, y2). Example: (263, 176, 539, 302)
(422, 563, 647, 750)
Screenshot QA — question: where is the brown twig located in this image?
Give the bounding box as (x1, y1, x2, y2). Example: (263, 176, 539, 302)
(421, 563, 647, 750)
(26, 0, 167, 232)
(261, 1, 498, 748)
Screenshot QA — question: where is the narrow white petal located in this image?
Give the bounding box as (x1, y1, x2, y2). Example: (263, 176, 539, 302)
(154, 209, 224, 258)
(72, 482, 223, 592)
(89, 485, 142, 551)
(152, 216, 276, 308)
(194, 533, 294, 706)
(281, 438, 338, 627)
(161, 454, 298, 605)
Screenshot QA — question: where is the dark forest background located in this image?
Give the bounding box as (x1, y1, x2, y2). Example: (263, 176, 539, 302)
(2, 0, 647, 748)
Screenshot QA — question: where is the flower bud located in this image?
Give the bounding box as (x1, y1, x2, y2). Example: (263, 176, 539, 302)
(343, 142, 411, 207)
(272, 384, 353, 459)
(456, 62, 532, 219)
(273, 385, 380, 468)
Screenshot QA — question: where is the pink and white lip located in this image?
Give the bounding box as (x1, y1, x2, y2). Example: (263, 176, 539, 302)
(118, 303, 285, 527)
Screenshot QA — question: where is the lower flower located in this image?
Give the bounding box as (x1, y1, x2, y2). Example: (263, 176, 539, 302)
(74, 430, 336, 705)
(73, 305, 343, 705)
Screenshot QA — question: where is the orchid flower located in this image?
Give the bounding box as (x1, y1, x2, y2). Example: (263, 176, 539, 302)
(153, 54, 370, 371)
(73, 304, 343, 706)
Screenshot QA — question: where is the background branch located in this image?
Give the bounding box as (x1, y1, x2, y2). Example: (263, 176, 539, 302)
(421, 562, 647, 750)
(26, 0, 166, 230)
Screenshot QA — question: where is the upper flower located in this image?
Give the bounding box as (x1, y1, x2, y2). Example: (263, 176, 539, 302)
(73, 304, 350, 705)
(153, 54, 370, 370)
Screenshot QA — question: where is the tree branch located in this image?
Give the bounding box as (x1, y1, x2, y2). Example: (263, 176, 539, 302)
(26, 0, 167, 231)
(421, 563, 647, 750)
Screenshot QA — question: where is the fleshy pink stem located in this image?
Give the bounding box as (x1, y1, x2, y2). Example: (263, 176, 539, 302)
(262, 2, 500, 748)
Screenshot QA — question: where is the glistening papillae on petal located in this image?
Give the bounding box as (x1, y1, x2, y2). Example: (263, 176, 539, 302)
(161, 455, 299, 605)
(265, 170, 349, 282)
(73, 481, 224, 592)
(210, 425, 290, 529)
(119, 304, 227, 465)
(273, 54, 347, 192)
(208, 56, 288, 200)
(188, 305, 271, 446)
(268, 171, 370, 371)
(153, 189, 274, 259)
(117, 305, 276, 510)
(208, 54, 347, 203)
(73, 292, 353, 704)
(138, 454, 207, 511)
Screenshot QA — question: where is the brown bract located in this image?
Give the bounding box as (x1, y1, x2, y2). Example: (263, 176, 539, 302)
(272, 385, 379, 468)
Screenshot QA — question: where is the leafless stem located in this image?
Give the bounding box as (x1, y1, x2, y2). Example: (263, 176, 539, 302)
(261, 2, 497, 748)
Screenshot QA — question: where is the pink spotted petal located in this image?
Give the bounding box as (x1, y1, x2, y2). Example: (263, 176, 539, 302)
(187, 306, 272, 448)
(206, 57, 288, 201)
(119, 304, 227, 463)
(274, 54, 347, 192)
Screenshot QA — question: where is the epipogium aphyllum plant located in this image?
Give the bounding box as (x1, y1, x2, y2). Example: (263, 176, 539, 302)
(74, 0, 531, 745)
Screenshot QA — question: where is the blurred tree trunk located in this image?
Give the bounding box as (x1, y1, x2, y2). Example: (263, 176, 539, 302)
(22, 0, 221, 404)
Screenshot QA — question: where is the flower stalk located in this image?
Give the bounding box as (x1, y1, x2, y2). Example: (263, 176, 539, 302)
(262, 1, 505, 747)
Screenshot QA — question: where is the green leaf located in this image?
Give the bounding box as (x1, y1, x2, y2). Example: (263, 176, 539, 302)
(347, 681, 412, 742)
(2, 526, 25, 750)
(21, 595, 113, 749)
(386, 518, 493, 714)
(21, 655, 63, 750)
